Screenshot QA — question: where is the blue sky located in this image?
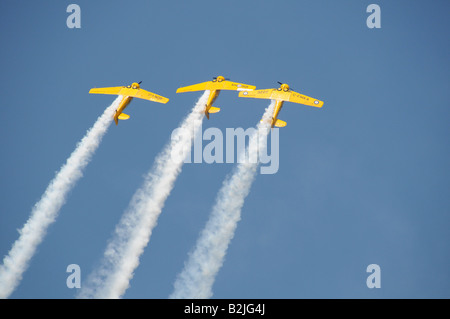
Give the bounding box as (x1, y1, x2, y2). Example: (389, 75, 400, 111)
(0, 0, 449, 298)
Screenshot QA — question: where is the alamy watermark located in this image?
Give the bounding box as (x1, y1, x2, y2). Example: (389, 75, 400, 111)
(366, 264, 381, 288)
(66, 264, 81, 289)
(170, 124, 280, 175)
(66, 4, 81, 29)
(366, 4, 381, 29)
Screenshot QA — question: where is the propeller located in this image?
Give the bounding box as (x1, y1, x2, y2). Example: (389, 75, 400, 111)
(212, 76, 230, 81)
(277, 81, 293, 91)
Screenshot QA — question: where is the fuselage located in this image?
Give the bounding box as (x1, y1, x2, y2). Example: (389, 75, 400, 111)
(114, 96, 133, 125)
(271, 100, 284, 127)
(205, 89, 220, 117)
(268, 83, 291, 127)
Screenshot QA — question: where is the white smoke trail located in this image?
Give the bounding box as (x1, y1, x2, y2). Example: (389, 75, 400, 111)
(170, 100, 276, 299)
(0, 96, 122, 299)
(78, 91, 210, 299)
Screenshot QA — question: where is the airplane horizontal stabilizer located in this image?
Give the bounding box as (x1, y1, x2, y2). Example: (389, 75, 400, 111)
(208, 107, 220, 113)
(118, 113, 130, 120)
(274, 119, 287, 127)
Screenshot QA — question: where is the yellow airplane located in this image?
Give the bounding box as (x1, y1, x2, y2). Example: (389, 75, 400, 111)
(239, 81, 324, 128)
(176, 76, 256, 119)
(89, 81, 169, 125)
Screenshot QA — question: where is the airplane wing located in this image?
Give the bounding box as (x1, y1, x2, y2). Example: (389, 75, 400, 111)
(176, 82, 209, 93)
(238, 89, 275, 99)
(177, 80, 256, 93)
(240, 88, 324, 108)
(219, 81, 256, 91)
(89, 86, 124, 95)
(119, 87, 169, 104)
(289, 91, 324, 108)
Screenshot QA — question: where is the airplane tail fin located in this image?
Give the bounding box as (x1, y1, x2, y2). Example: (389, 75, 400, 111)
(114, 112, 130, 125)
(205, 106, 220, 119)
